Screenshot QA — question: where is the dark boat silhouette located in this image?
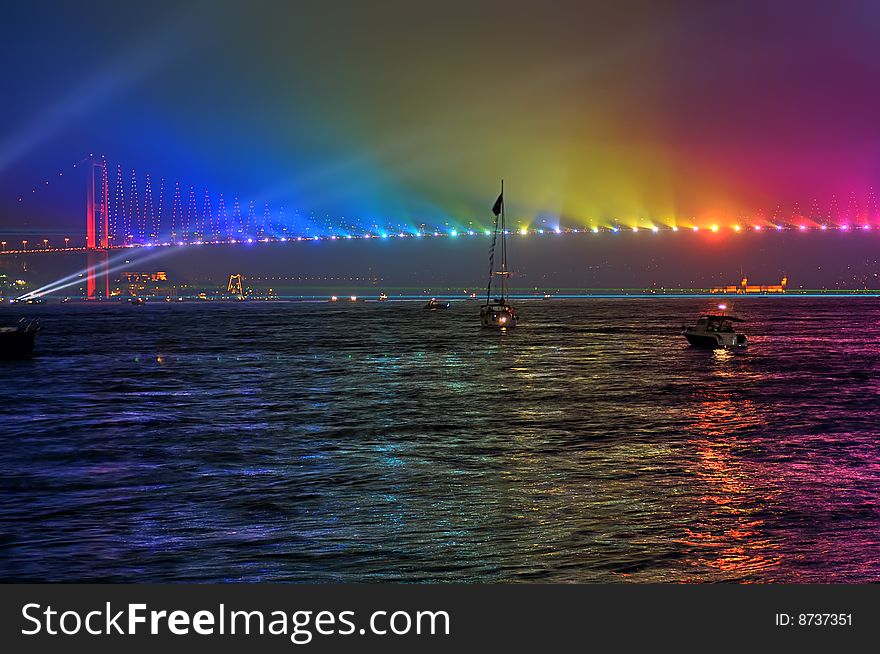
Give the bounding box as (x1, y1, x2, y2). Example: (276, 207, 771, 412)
(424, 298, 450, 310)
(0, 318, 40, 359)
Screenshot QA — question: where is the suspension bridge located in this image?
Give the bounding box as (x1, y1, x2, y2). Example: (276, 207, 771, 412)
(3, 155, 880, 299)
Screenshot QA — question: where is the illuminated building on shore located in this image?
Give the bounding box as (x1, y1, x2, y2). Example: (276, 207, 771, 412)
(712, 276, 787, 294)
(0, 273, 29, 296)
(113, 271, 170, 297)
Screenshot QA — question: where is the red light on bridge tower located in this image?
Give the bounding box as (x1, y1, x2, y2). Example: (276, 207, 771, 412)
(86, 157, 110, 300)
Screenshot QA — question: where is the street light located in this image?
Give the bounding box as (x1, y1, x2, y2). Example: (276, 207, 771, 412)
(64, 237, 70, 249)
(1, 241, 6, 252)
(43, 239, 48, 250)
(22, 240, 27, 251)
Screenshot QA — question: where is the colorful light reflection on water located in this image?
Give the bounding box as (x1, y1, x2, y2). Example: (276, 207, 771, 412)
(0, 298, 879, 582)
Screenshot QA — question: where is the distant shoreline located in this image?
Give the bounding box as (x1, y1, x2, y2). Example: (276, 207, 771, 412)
(5, 291, 880, 304)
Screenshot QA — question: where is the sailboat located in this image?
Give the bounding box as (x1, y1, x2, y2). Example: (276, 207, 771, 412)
(480, 181, 518, 328)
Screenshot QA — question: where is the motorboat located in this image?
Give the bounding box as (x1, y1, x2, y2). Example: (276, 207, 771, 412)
(0, 318, 40, 359)
(424, 298, 450, 310)
(682, 306, 747, 349)
(378, 292, 389, 302)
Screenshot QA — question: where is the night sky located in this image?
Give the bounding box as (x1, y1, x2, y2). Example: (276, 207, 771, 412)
(2, 0, 880, 285)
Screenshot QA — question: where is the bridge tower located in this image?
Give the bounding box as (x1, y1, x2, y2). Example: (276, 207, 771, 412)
(86, 158, 110, 300)
(227, 273, 244, 297)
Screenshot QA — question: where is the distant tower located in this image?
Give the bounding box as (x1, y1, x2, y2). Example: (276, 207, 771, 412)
(227, 273, 244, 296)
(781, 276, 788, 291)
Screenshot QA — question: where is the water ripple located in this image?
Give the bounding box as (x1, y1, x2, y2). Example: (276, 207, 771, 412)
(1, 298, 879, 582)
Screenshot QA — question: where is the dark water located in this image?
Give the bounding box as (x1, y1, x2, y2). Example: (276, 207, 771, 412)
(1, 298, 879, 582)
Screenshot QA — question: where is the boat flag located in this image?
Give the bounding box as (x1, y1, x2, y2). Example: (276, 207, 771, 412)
(492, 192, 503, 217)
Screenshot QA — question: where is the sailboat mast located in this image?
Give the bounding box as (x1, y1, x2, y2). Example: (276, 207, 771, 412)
(500, 179, 508, 302)
(485, 179, 508, 306)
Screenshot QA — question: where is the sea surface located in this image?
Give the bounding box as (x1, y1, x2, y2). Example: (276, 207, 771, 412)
(1, 298, 879, 582)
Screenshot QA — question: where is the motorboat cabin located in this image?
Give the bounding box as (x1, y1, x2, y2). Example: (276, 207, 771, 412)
(682, 312, 747, 349)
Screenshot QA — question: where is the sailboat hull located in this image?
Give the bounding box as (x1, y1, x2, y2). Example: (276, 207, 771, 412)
(480, 304, 517, 328)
